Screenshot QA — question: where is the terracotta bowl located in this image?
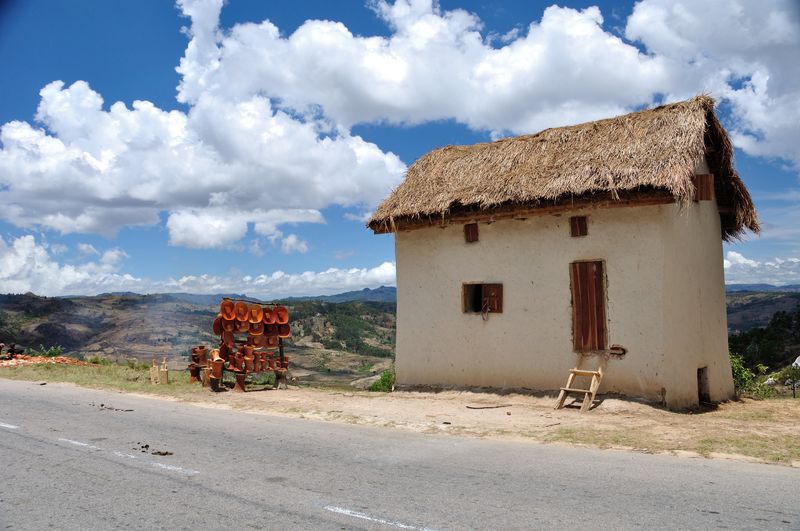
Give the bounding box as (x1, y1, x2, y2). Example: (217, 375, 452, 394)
(262, 308, 277, 325)
(266, 335, 279, 348)
(235, 320, 250, 333)
(234, 301, 249, 322)
(212, 315, 223, 335)
(220, 300, 235, 321)
(278, 323, 291, 338)
(222, 318, 236, 332)
(265, 324, 279, 337)
(274, 306, 289, 325)
(249, 322, 264, 336)
(222, 331, 235, 349)
(248, 304, 264, 324)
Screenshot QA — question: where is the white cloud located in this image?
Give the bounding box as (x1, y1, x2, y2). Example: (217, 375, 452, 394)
(177, 1, 672, 134)
(626, 0, 800, 169)
(723, 250, 800, 285)
(77, 243, 99, 256)
(280, 234, 309, 254)
(0, 234, 395, 297)
(1, 0, 798, 255)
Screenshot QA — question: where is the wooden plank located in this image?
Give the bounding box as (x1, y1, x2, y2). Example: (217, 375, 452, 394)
(371, 192, 677, 233)
(693, 174, 715, 201)
(594, 262, 607, 350)
(570, 216, 587, 237)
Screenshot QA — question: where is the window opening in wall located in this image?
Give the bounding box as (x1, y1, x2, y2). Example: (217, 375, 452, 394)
(570, 216, 588, 237)
(697, 367, 710, 404)
(464, 223, 479, 243)
(462, 283, 503, 314)
(692, 174, 715, 201)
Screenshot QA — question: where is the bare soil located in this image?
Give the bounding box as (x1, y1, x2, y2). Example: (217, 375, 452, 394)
(186, 385, 800, 466)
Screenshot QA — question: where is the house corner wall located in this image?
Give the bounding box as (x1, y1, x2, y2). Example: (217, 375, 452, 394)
(660, 201, 735, 409)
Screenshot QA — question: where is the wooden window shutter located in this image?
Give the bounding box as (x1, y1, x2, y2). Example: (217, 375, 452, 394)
(481, 283, 503, 313)
(464, 223, 479, 243)
(569, 261, 606, 352)
(570, 216, 588, 237)
(693, 174, 714, 201)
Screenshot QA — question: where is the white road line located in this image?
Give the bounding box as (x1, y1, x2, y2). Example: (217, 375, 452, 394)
(59, 438, 199, 476)
(58, 438, 101, 450)
(323, 506, 436, 531)
(0, 422, 20, 430)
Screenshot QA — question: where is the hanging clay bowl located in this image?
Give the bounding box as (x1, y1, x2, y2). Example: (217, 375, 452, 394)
(249, 322, 264, 336)
(220, 300, 236, 321)
(235, 319, 250, 333)
(234, 301, 249, 322)
(248, 304, 264, 324)
(274, 306, 289, 325)
(278, 323, 291, 338)
(262, 307, 276, 325)
(212, 315, 223, 335)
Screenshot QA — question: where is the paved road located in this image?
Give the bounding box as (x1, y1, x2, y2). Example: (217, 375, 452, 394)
(0, 379, 797, 530)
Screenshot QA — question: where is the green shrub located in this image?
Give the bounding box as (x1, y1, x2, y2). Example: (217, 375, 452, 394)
(37, 344, 64, 357)
(730, 352, 754, 392)
(369, 369, 395, 392)
(86, 354, 113, 365)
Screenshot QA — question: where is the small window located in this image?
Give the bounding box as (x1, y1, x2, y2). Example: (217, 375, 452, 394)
(570, 216, 588, 237)
(462, 283, 503, 314)
(693, 174, 714, 201)
(464, 223, 479, 243)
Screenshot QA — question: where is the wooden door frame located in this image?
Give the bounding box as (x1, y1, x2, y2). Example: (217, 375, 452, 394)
(569, 259, 608, 353)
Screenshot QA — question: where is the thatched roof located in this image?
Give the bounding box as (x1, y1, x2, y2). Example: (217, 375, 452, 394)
(368, 96, 758, 241)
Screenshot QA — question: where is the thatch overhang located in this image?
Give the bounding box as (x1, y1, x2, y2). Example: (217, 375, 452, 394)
(368, 96, 759, 241)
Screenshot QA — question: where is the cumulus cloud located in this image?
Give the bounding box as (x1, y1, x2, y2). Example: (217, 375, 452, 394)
(724, 250, 800, 285)
(77, 243, 99, 256)
(1, 0, 798, 259)
(626, 0, 800, 169)
(177, 1, 673, 134)
(0, 234, 396, 297)
(280, 234, 309, 254)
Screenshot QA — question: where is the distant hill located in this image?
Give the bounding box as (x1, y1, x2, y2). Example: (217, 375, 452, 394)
(726, 284, 800, 293)
(281, 286, 397, 303)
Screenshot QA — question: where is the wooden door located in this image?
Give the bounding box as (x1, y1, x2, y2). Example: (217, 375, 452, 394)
(569, 261, 607, 352)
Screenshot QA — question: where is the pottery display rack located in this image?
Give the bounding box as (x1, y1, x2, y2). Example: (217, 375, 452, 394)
(187, 298, 293, 392)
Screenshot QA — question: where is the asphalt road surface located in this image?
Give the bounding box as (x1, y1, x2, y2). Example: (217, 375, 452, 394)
(0, 379, 797, 530)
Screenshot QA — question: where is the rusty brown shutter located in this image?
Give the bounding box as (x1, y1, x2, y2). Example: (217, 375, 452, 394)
(464, 223, 479, 243)
(692, 174, 714, 201)
(569, 261, 606, 352)
(481, 283, 503, 313)
(570, 216, 588, 237)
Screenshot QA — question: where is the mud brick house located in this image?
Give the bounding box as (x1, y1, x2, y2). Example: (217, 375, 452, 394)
(369, 96, 759, 409)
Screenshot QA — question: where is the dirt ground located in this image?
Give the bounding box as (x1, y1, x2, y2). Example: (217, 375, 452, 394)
(174, 384, 800, 466)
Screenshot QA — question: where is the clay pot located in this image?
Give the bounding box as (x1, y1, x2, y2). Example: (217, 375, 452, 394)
(234, 351, 244, 371)
(234, 301, 249, 322)
(265, 324, 279, 337)
(233, 373, 247, 393)
(195, 346, 208, 366)
(222, 331, 235, 349)
(262, 308, 276, 325)
(218, 343, 231, 361)
(233, 319, 248, 333)
(274, 306, 289, 325)
(278, 324, 291, 338)
(281, 356, 289, 370)
(252, 334, 266, 348)
(248, 304, 264, 324)
(222, 318, 236, 333)
(267, 353, 275, 370)
(220, 300, 236, 321)
(188, 364, 201, 383)
(211, 359, 224, 379)
(212, 315, 223, 335)
(244, 354, 255, 373)
(266, 335, 279, 348)
(249, 322, 264, 336)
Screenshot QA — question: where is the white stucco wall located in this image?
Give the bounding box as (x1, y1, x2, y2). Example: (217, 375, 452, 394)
(393, 197, 735, 409)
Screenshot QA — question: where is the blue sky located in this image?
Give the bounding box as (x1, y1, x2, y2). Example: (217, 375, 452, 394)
(1, 0, 799, 296)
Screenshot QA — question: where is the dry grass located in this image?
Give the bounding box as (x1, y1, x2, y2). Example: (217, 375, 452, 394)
(369, 96, 758, 241)
(0, 363, 204, 397)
